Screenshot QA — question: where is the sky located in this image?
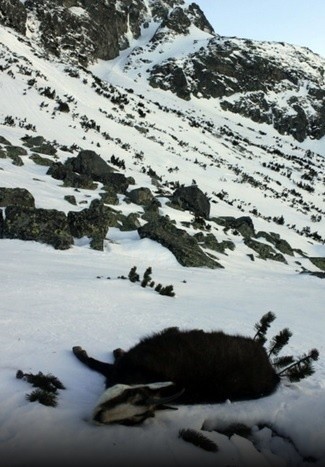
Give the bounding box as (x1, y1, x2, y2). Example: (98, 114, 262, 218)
(194, 0, 325, 57)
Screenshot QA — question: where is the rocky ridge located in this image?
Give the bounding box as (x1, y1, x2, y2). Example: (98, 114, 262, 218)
(1, 1, 324, 140)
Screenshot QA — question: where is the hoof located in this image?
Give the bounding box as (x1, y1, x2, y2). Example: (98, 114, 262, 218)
(72, 346, 88, 358)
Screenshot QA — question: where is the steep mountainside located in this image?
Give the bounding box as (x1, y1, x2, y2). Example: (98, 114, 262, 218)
(1, 0, 324, 141)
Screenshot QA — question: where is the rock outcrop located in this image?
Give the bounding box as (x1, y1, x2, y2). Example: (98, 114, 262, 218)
(170, 185, 210, 219)
(138, 215, 222, 268)
(3, 206, 72, 249)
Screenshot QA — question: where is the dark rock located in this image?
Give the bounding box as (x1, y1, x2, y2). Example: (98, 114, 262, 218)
(66, 150, 114, 183)
(31, 143, 57, 156)
(148, 36, 325, 141)
(120, 213, 141, 231)
(161, 7, 191, 35)
(21, 0, 149, 65)
(213, 216, 255, 238)
(256, 231, 294, 256)
(0, 136, 12, 145)
(5, 146, 28, 157)
(171, 185, 210, 219)
(30, 154, 54, 166)
(9, 154, 24, 166)
(0, 210, 4, 238)
(0, 188, 35, 208)
(244, 238, 287, 263)
(194, 232, 235, 254)
(102, 173, 133, 194)
(99, 187, 119, 205)
(57, 101, 70, 113)
(138, 216, 222, 268)
(4, 206, 72, 249)
(47, 162, 96, 189)
(64, 195, 77, 206)
(17, 0, 212, 66)
(309, 257, 325, 271)
(300, 270, 325, 279)
(143, 198, 161, 217)
(21, 135, 46, 147)
(68, 199, 124, 249)
(128, 187, 154, 206)
(0, 0, 26, 35)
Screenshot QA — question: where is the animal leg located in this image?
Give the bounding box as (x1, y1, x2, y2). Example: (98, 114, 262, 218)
(72, 346, 112, 378)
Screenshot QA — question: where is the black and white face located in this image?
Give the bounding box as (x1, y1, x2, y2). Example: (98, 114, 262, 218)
(93, 382, 183, 426)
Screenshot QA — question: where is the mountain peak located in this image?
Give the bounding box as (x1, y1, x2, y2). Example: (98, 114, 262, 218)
(0, 0, 213, 66)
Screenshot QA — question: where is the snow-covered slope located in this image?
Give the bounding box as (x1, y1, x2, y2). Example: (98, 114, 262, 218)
(0, 2, 325, 465)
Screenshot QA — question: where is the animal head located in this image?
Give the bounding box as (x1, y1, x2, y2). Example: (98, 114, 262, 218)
(93, 382, 184, 425)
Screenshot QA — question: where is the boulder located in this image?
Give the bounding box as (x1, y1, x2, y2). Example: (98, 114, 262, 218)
(99, 187, 119, 205)
(309, 257, 325, 271)
(138, 216, 222, 268)
(47, 162, 96, 189)
(3, 206, 72, 249)
(66, 150, 114, 183)
(256, 231, 294, 256)
(244, 238, 287, 263)
(171, 185, 210, 219)
(0, 136, 12, 145)
(68, 199, 124, 249)
(30, 154, 53, 166)
(128, 187, 154, 206)
(194, 232, 235, 254)
(213, 216, 255, 238)
(0, 188, 35, 208)
(102, 173, 133, 194)
(6, 146, 28, 157)
(21, 135, 46, 147)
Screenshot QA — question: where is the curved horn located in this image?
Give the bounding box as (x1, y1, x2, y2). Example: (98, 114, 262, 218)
(148, 387, 185, 406)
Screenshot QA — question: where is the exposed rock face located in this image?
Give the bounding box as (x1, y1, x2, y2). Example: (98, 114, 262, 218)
(309, 258, 325, 271)
(171, 185, 210, 219)
(148, 38, 325, 141)
(244, 238, 287, 263)
(193, 232, 235, 254)
(3, 206, 72, 249)
(3, 0, 323, 141)
(138, 215, 221, 268)
(0, 0, 26, 35)
(47, 150, 131, 192)
(127, 187, 154, 206)
(212, 216, 255, 238)
(47, 162, 96, 189)
(67, 199, 124, 249)
(256, 232, 294, 256)
(0, 188, 35, 208)
(4, 0, 212, 67)
(66, 150, 114, 183)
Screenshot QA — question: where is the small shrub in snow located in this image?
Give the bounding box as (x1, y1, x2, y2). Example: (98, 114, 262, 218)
(253, 312, 319, 382)
(26, 389, 58, 407)
(16, 370, 65, 407)
(126, 266, 176, 297)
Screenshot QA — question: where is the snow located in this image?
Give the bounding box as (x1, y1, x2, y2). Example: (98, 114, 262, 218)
(0, 17, 325, 467)
(1, 238, 324, 466)
(68, 7, 89, 18)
